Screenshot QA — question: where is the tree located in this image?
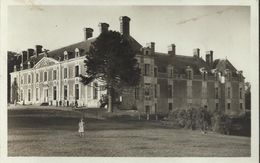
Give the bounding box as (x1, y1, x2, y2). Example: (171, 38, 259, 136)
(80, 31, 141, 112)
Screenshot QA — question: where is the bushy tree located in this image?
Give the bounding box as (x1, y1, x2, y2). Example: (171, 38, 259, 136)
(81, 31, 141, 112)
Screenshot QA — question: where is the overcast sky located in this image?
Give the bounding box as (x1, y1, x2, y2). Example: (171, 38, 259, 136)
(8, 6, 250, 81)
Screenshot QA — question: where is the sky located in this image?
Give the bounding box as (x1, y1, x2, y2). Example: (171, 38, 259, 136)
(7, 6, 250, 81)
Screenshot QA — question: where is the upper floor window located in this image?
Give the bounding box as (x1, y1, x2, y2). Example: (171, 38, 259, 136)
(144, 64, 150, 76)
(75, 65, 79, 77)
(44, 71, 48, 81)
(240, 103, 243, 110)
(28, 75, 31, 84)
(154, 67, 158, 77)
(215, 87, 219, 99)
(75, 48, 80, 57)
(93, 82, 98, 99)
(227, 103, 231, 110)
(168, 85, 172, 98)
(227, 87, 231, 99)
(64, 68, 68, 79)
(154, 84, 157, 98)
(239, 87, 242, 99)
(53, 70, 57, 80)
(36, 73, 39, 82)
(64, 51, 68, 60)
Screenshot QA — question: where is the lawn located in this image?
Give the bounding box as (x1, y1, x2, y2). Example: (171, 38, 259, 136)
(8, 107, 251, 157)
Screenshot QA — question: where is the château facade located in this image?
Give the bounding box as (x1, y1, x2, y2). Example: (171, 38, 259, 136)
(9, 16, 245, 116)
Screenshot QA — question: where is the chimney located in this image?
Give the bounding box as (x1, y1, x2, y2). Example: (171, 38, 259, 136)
(27, 48, 34, 58)
(168, 44, 176, 56)
(22, 51, 28, 63)
(35, 45, 43, 56)
(99, 23, 109, 33)
(193, 48, 200, 58)
(146, 42, 155, 53)
(206, 50, 213, 65)
(120, 16, 131, 36)
(84, 28, 94, 40)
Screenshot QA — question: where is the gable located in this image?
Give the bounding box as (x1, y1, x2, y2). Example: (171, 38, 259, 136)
(33, 57, 59, 69)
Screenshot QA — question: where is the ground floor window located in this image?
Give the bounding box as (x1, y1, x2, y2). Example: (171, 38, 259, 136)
(28, 89, 31, 101)
(227, 103, 231, 110)
(20, 90, 23, 101)
(36, 88, 39, 101)
(64, 85, 68, 100)
(168, 103, 173, 111)
(75, 84, 79, 100)
(53, 86, 57, 100)
(93, 82, 98, 99)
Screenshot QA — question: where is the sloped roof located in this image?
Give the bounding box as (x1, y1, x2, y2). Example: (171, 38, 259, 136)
(154, 52, 209, 75)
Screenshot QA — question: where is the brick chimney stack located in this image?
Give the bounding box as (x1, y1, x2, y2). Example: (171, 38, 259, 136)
(84, 28, 94, 40)
(35, 45, 43, 56)
(168, 44, 176, 56)
(146, 42, 155, 53)
(193, 48, 200, 58)
(120, 16, 131, 36)
(22, 51, 28, 63)
(206, 50, 214, 65)
(99, 23, 109, 33)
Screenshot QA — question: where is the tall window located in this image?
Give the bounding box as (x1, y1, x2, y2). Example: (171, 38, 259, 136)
(75, 84, 79, 100)
(36, 73, 39, 82)
(154, 67, 158, 77)
(64, 85, 68, 100)
(215, 87, 219, 99)
(53, 70, 57, 80)
(28, 89, 31, 101)
(240, 103, 243, 110)
(144, 64, 150, 76)
(28, 75, 31, 84)
(75, 65, 79, 77)
(144, 83, 150, 96)
(227, 103, 231, 110)
(154, 84, 157, 98)
(216, 103, 219, 110)
(64, 68, 67, 79)
(93, 82, 98, 99)
(135, 87, 139, 100)
(168, 103, 173, 111)
(227, 87, 231, 99)
(36, 88, 39, 101)
(20, 90, 23, 101)
(53, 86, 57, 100)
(168, 85, 172, 98)
(239, 88, 242, 99)
(44, 71, 47, 81)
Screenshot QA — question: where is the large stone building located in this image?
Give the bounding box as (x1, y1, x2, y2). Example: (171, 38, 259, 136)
(9, 16, 245, 116)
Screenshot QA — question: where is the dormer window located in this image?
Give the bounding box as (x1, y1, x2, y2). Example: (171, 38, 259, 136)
(75, 48, 80, 57)
(64, 51, 68, 60)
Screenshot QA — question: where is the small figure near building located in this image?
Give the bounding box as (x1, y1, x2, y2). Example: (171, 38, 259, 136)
(78, 118, 85, 137)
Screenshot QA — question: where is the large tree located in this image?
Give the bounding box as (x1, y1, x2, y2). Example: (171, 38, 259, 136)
(80, 31, 141, 112)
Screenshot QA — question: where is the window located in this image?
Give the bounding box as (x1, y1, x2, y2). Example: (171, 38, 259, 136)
(93, 82, 98, 99)
(44, 71, 47, 81)
(28, 75, 31, 84)
(215, 87, 219, 99)
(168, 85, 172, 98)
(53, 86, 57, 100)
(21, 77, 23, 84)
(187, 70, 191, 80)
(216, 103, 219, 110)
(227, 87, 231, 99)
(75, 48, 80, 57)
(53, 70, 57, 80)
(75, 65, 79, 77)
(154, 84, 157, 98)
(75, 84, 79, 100)
(203, 71, 207, 80)
(144, 64, 150, 76)
(64, 51, 68, 60)
(135, 87, 139, 100)
(64, 68, 68, 79)
(155, 103, 157, 114)
(145, 51, 149, 55)
(36, 73, 39, 82)
(36, 88, 39, 101)
(154, 67, 158, 77)
(168, 103, 173, 111)
(239, 88, 242, 99)
(64, 85, 68, 100)
(144, 83, 150, 96)
(20, 90, 23, 101)
(28, 89, 31, 101)
(227, 103, 231, 110)
(240, 103, 243, 110)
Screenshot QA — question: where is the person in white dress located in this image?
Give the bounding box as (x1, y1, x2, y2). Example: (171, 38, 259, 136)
(78, 118, 85, 137)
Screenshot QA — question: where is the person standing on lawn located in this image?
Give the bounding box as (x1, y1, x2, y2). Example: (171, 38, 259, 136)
(78, 118, 85, 137)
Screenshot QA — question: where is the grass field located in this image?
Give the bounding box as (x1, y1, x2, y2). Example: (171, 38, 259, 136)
(8, 107, 251, 157)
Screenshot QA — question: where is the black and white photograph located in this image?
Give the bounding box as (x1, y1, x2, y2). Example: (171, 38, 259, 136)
(0, 0, 259, 162)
